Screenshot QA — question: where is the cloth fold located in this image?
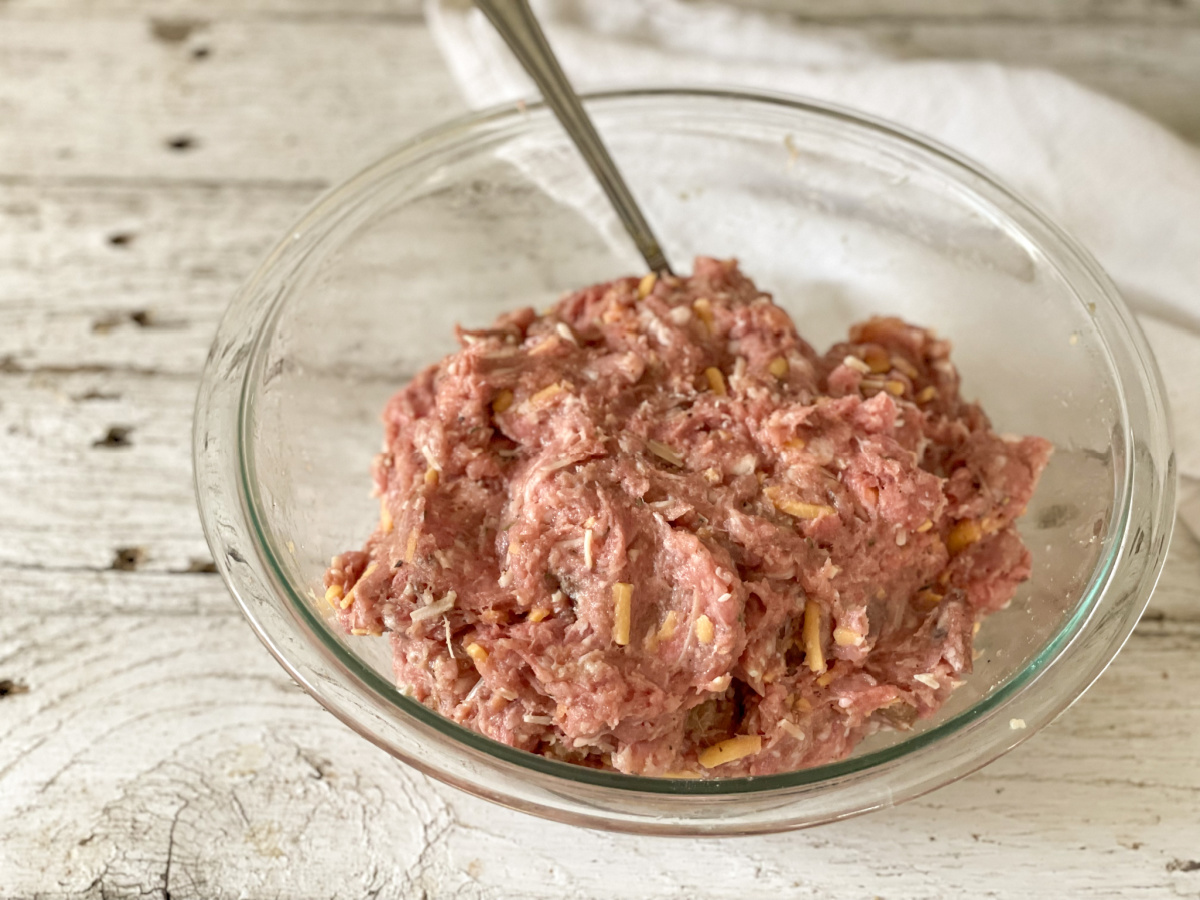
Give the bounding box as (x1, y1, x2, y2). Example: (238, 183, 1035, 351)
(427, 0, 1200, 536)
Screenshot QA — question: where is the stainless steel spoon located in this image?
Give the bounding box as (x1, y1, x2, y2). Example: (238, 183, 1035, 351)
(474, 0, 674, 275)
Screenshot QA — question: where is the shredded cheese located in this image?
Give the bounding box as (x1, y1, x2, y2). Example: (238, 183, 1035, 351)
(491, 389, 514, 414)
(947, 519, 983, 554)
(698, 734, 762, 769)
(832, 626, 862, 647)
(657, 610, 678, 641)
(863, 346, 891, 374)
(638, 272, 657, 298)
(704, 366, 727, 396)
(612, 583, 633, 646)
(803, 599, 826, 674)
(465, 642, 488, 663)
(529, 382, 565, 407)
(764, 486, 835, 520)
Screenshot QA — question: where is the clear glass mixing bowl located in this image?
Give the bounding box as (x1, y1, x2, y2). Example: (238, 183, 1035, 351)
(194, 89, 1174, 834)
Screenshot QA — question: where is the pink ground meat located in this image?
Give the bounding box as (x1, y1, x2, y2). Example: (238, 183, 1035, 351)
(323, 257, 1051, 777)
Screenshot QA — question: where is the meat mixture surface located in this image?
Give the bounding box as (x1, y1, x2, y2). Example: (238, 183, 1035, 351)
(324, 257, 1051, 777)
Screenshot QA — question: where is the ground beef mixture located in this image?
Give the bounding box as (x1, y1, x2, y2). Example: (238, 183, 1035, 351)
(323, 257, 1051, 778)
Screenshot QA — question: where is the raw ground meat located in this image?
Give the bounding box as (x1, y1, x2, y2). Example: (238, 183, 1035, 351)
(323, 257, 1051, 778)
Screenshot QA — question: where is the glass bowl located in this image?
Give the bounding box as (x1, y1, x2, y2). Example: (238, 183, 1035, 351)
(193, 88, 1174, 834)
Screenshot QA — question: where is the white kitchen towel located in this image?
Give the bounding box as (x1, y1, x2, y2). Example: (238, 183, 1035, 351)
(427, 0, 1200, 537)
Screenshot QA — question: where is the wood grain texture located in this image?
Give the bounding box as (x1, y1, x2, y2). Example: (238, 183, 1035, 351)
(1, 579, 1199, 899)
(2, 2, 1200, 897)
(0, 182, 315, 373)
(1, 10, 1200, 174)
(0, 16, 464, 184)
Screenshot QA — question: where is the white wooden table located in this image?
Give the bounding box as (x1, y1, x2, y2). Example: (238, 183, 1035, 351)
(2, 2, 1199, 897)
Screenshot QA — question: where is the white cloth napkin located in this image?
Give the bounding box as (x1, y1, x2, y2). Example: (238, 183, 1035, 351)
(426, 0, 1200, 537)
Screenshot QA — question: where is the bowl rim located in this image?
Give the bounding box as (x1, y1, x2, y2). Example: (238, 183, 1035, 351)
(195, 86, 1175, 831)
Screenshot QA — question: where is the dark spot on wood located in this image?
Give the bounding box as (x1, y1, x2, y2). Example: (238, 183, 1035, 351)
(185, 558, 218, 574)
(95, 309, 174, 333)
(92, 314, 121, 334)
(0, 679, 30, 698)
(107, 231, 135, 247)
(149, 17, 206, 43)
(228, 547, 246, 564)
(166, 135, 197, 152)
(1168, 859, 1200, 873)
(93, 426, 133, 448)
(299, 751, 333, 780)
(191, 46, 211, 60)
(111, 546, 147, 571)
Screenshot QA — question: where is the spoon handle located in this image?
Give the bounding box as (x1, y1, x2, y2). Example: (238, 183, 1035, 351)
(474, 0, 674, 275)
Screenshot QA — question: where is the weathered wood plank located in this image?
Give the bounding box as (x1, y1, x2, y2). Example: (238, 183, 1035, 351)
(0, 17, 465, 184)
(0, 182, 314, 374)
(0, 371, 217, 579)
(0, 14, 1198, 196)
(0, 610, 1196, 899)
(0, 0, 424, 18)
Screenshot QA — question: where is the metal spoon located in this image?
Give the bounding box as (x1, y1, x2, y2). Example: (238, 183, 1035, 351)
(474, 0, 674, 275)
